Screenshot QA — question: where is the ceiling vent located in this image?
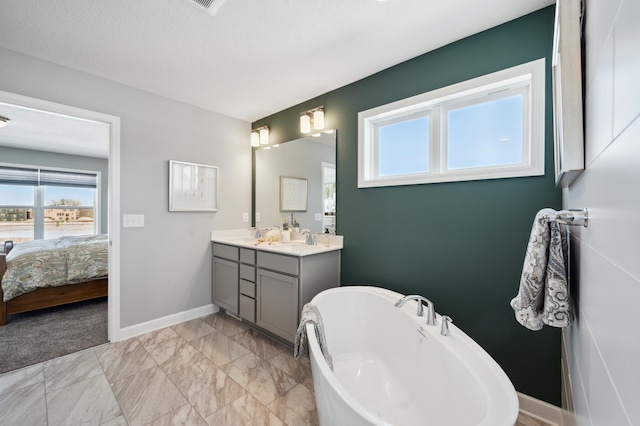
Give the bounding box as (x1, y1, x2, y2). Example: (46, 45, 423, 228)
(182, 0, 227, 16)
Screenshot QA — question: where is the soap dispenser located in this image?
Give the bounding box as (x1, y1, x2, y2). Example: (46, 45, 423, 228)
(281, 217, 291, 242)
(293, 217, 300, 233)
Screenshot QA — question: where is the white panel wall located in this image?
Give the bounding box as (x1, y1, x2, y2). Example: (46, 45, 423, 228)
(563, 0, 640, 425)
(0, 48, 251, 329)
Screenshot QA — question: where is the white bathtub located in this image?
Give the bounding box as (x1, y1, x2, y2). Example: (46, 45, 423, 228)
(307, 286, 519, 426)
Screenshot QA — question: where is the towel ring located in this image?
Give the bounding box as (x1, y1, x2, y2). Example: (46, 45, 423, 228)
(546, 208, 588, 228)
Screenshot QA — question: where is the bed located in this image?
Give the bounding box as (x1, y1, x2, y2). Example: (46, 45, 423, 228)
(0, 234, 108, 326)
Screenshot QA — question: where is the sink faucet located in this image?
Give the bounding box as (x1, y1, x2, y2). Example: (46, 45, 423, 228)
(305, 232, 316, 245)
(394, 295, 437, 326)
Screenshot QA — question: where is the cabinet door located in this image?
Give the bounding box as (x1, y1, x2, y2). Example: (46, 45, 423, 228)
(256, 269, 299, 343)
(212, 257, 239, 315)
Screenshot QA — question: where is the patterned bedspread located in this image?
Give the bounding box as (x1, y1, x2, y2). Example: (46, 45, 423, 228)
(2, 234, 108, 302)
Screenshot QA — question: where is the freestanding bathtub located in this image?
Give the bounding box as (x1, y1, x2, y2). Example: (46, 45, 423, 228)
(306, 286, 519, 426)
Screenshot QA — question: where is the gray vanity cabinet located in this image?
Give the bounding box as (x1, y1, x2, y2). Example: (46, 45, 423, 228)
(256, 250, 340, 343)
(211, 243, 239, 315)
(239, 248, 257, 322)
(212, 241, 341, 344)
(256, 268, 299, 343)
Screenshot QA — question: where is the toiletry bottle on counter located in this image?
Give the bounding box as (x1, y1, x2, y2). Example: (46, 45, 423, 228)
(282, 230, 290, 242)
(283, 217, 289, 231)
(293, 217, 300, 233)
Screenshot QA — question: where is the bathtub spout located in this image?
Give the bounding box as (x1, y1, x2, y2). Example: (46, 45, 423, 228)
(394, 295, 437, 326)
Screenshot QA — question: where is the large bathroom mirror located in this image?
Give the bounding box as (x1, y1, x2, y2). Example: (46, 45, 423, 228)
(255, 131, 336, 233)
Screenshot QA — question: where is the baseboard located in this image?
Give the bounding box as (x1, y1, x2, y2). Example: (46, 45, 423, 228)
(518, 392, 562, 426)
(115, 303, 219, 341)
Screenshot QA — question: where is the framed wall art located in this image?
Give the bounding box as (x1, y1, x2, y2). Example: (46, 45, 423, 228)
(279, 176, 308, 212)
(169, 160, 219, 212)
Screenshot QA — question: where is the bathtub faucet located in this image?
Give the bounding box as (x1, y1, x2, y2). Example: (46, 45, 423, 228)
(394, 295, 437, 326)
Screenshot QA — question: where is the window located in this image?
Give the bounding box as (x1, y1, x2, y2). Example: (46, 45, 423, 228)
(358, 58, 545, 187)
(0, 166, 99, 243)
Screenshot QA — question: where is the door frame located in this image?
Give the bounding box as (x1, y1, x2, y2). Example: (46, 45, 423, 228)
(0, 89, 121, 341)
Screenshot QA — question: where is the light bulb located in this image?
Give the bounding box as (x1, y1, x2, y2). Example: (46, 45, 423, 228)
(300, 114, 311, 133)
(259, 127, 269, 145)
(313, 109, 324, 130)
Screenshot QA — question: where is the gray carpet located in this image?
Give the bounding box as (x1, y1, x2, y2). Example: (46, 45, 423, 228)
(0, 297, 108, 374)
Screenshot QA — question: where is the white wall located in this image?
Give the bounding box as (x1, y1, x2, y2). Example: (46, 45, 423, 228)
(0, 48, 251, 328)
(562, 0, 640, 425)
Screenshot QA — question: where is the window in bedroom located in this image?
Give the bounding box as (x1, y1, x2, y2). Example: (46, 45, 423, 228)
(358, 58, 545, 187)
(0, 165, 99, 243)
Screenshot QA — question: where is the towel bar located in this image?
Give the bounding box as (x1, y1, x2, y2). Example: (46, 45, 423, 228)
(545, 208, 588, 227)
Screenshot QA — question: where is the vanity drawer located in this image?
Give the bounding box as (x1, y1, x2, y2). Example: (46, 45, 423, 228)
(239, 294, 255, 323)
(212, 243, 239, 262)
(240, 248, 256, 265)
(257, 252, 299, 276)
(240, 264, 255, 282)
(240, 279, 255, 298)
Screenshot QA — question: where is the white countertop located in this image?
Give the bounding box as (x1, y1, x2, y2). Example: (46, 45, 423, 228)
(210, 229, 343, 257)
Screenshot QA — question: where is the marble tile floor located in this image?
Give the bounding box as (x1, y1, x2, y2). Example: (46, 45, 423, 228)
(0, 311, 549, 426)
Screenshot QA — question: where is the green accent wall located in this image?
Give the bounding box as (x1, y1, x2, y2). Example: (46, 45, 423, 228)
(253, 6, 561, 405)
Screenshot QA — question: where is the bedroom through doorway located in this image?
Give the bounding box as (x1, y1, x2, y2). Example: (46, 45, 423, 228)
(0, 91, 120, 374)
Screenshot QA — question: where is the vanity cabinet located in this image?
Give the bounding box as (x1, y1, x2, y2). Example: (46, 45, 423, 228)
(256, 250, 340, 343)
(211, 240, 341, 345)
(238, 248, 256, 322)
(211, 244, 239, 315)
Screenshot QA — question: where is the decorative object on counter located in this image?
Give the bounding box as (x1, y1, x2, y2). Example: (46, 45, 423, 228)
(255, 229, 282, 246)
(294, 302, 333, 370)
(279, 176, 308, 212)
(282, 230, 290, 242)
(293, 217, 300, 232)
(282, 217, 290, 230)
(169, 160, 219, 212)
(511, 208, 573, 331)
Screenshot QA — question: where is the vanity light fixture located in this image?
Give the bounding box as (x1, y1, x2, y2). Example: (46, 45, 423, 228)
(313, 109, 324, 130)
(251, 131, 260, 147)
(300, 106, 324, 133)
(259, 126, 270, 145)
(300, 114, 311, 134)
(0, 115, 10, 128)
(251, 125, 270, 146)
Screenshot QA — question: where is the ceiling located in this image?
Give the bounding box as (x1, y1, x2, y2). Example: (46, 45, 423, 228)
(0, 0, 555, 124)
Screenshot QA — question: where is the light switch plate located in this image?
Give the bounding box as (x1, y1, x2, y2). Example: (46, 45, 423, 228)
(123, 214, 144, 228)
(242, 212, 249, 223)
(256, 212, 261, 222)
(315, 213, 322, 221)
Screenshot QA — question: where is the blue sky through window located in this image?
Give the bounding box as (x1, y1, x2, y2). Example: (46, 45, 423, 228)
(378, 116, 429, 176)
(447, 95, 523, 170)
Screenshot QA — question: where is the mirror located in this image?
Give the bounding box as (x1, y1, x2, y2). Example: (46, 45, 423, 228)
(255, 131, 336, 233)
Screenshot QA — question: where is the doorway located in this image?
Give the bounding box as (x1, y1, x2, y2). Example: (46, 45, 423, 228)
(0, 89, 121, 345)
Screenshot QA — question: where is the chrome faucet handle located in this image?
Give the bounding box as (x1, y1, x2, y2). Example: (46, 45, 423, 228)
(440, 315, 452, 336)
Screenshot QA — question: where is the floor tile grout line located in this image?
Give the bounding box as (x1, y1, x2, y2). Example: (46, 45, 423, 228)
(94, 345, 129, 426)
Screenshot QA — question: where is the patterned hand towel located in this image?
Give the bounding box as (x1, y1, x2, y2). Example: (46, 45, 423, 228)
(511, 208, 574, 331)
(294, 303, 333, 370)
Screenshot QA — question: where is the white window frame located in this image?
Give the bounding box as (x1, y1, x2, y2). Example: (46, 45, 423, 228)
(358, 58, 545, 188)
